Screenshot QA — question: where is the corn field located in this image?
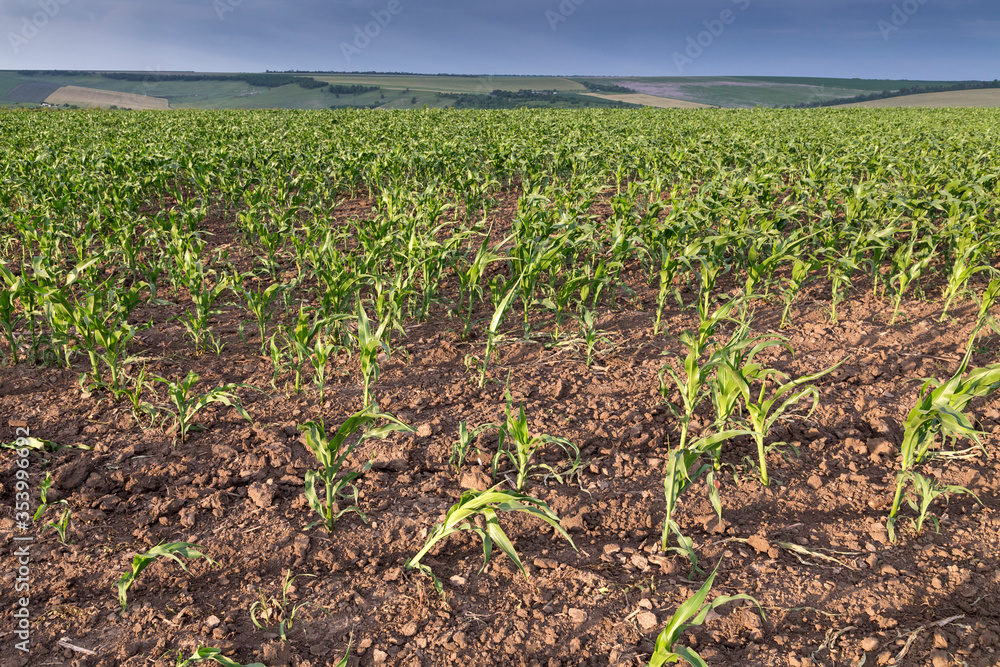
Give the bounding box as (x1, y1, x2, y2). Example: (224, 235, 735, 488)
(1, 108, 999, 666)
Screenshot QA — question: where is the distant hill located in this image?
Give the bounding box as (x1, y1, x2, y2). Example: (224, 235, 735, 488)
(2, 71, 996, 110)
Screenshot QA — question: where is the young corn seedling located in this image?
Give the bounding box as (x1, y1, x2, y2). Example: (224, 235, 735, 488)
(405, 487, 575, 595)
(658, 300, 735, 452)
(44, 504, 72, 544)
(905, 472, 981, 536)
(354, 300, 392, 406)
(249, 570, 317, 642)
(309, 332, 338, 405)
(578, 308, 607, 368)
(887, 358, 1000, 541)
(825, 252, 861, 324)
(455, 230, 502, 340)
(120, 364, 157, 424)
(939, 234, 991, 321)
(888, 236, 936, 325)
(299, 408, 413, 532)
(71, 286, 141, 396)
(549, 268, 590, 340)
(174, 647, 265, 667)
(118, 542, 216, 611)
(151, 371, 255, 444)
(450, 421, 495, 474)
(653, 243, 682, 335)
(660, 428, 748, 572)
(496, 391, 582, 491)
(740, 232, 811, 308)
(779, 257, 819, 329)
(177, 255, 229, 353)
(0, 263, 24, 365)
(287, 306, 328, 394)
(737, 359, 842, 487)
(647, 563, 764, 667)
(479, 277, 519, 387)
(706, 320, 787, 462)
(234, 282, 283, 353)
(34, 473, 72, 544)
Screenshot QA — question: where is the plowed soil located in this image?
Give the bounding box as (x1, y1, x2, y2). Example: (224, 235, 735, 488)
(1, 195, 999, 667)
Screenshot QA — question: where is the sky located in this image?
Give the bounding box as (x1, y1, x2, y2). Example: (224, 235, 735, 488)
(1, 0, 998, 80)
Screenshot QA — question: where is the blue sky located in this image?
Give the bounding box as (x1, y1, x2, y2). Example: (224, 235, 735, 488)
(2, 0, 998, 80)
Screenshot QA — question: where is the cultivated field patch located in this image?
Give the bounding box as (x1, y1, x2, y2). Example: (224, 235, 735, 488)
(43, 85, 170, 110)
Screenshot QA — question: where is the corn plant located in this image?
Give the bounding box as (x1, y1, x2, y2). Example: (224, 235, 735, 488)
(779, 256, 819, 328)
(578, 307, 608, 368)
(542, 266, 589, 343)
(706, 322, 787, 468)
(478, 277, 519, 387)
(120, 364, 156, 423)
(34, 473, 71, 544)
(455, 230, 501, 340)
(249, 570, 317, 642)
(888, 235, 936, 325)
(288, 306, 327, 394)
(735, 359, 841, 487)
(495, 392, 582, 491)
(70, 285, 141, 396)
(44, 504, 71, 544)
(450, 421, 495, 474)
(510, 236, 567, 338)
(405, 487, 575, 594)
(906, 472, 980, 536)
(0, 264, 24, 365)
(658, 301, 734, 452)
(234, 282, 283, 353)
(740, 232, 810, 305)
(151, 371, 255, 444)
(174, 647, 265, 667)
(887, 358, 1000, 541)
(118, 542, 216, 610)
(354, 300, 391, 406)
(177, 255, 229, 353)
(309, 332, 338, 405)
(653, 244, 683, 336)
(299, 409, 413, 532)
(939, 235, 991, 321)
(647, 564, 763, 667)
(825, 252, 860, 324)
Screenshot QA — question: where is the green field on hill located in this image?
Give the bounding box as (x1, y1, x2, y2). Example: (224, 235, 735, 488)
(1, 71, 994, 110)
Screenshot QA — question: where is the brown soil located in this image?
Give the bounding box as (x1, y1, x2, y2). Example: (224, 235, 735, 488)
(1, 197, 999, 667)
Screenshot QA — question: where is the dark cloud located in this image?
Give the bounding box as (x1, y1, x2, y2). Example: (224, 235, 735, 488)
(2, 0, 997, 78)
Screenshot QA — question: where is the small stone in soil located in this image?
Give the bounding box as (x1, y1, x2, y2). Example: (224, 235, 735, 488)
(636, 611, 658, 633)
(747, 534, 770, 554)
